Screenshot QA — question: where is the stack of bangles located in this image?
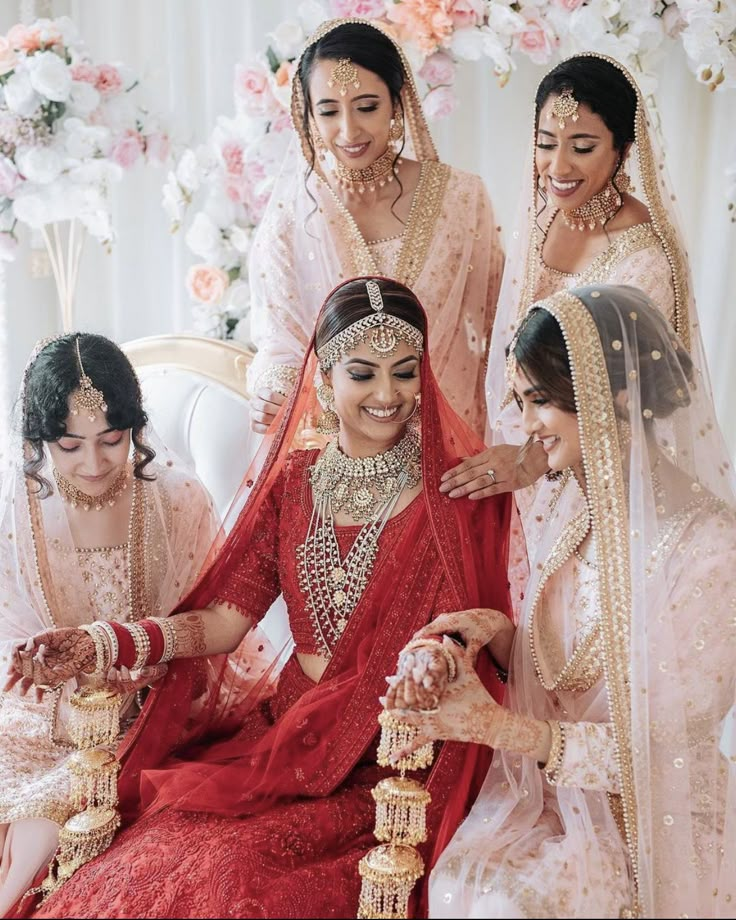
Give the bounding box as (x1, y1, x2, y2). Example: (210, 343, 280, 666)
(80, 617, 178, 673)
(402, 634, 458, 682)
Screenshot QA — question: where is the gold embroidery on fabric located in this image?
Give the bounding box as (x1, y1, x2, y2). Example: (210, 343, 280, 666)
(540, 289, 640, 908)
(646, 496, 725, 577)
(394, 162, 450, 288)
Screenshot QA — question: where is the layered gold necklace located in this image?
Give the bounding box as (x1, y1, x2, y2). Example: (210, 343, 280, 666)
(333, 147, 400, 195)
(54, 467, 130, 512)
(298, 430, 421, 658)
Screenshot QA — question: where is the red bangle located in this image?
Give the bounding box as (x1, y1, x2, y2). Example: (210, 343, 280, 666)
(139, 619, 164, 666)
(108, 620, 135, 669)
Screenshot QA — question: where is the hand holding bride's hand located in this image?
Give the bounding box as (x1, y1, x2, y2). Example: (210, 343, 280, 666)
(411, 608, 513, 660)
(383, 639, 453, 713)
(3, 628, 95, 701)
(440, 441, 548, 500)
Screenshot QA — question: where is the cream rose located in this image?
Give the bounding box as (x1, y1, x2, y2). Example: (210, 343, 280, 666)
(187, 264, 230, 305)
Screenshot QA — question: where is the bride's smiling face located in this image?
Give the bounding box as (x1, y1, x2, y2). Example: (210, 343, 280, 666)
(325, 338, 421, 454)
(309, 59, 394, 171)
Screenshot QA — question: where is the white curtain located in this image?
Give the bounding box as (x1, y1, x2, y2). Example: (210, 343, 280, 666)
(1, 0, 734, 452)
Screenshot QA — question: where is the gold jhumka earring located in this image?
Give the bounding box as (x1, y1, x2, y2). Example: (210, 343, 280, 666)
(327, 57, 361, 96)
(35, 687, 123, 903)
(316, 382, 340, 435)
(71, 336, 108, 422)
(358, 710, 435, 919)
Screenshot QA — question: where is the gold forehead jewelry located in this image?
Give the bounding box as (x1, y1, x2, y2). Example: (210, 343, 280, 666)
(327, 58, 360, 96)
(548, 89, 579, 130)
(317, 280, 424, 371)
(72, 337, 108, 422)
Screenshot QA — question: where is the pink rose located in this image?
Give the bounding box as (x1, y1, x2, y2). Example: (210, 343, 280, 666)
(551, 0, 585, 11)
(234, 62, 279, 118)
(422, 85, 457, 120)
(270, 109, 293, 134)
(514, 12, 558, 66)
(418, 51, 456, 86)
(221, 141, 245, 177)
(111, 130, 144, 168)
(330, 0, 388, 17)
(0, 37, 17, 77)
(95, 64, 123, 96)
(145, 131, 170, 164)
(187, 264, 230, 305)
(448, 0, 485, 29)
(71, 62, 98, 84)
(0, 156, 19, 196)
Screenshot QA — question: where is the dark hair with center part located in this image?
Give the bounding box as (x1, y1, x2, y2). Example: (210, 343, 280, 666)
(22, 333, 155, 496)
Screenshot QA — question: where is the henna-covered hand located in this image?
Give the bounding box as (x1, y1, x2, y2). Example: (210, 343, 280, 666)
(412, 608, 514, 662)
(384, 640, 452, 713)
(3, 629, 96, 702)
(385, 650, 551, 765)
(102, 664, 168, 694)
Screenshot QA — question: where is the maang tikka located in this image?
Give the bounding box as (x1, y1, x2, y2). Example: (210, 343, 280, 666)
(548, 89, 579, 131)
(327, 58, 360, 96)
(71, 337, 108, 422)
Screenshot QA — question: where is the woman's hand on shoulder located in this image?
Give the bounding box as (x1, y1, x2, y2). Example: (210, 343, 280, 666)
(250, 388, 286, 434)
(440, 441, 547, 500)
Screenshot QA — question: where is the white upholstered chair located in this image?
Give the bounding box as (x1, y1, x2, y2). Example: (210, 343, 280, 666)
(121, 333, 256, 519)
(122, 333, 291, 650)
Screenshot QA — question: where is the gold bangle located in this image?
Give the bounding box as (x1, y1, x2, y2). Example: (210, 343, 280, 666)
(125, 623, 151, 671)
(80, 624, 111, 674)
(148, 616, 177, 663)
(543, 720, 566, 783)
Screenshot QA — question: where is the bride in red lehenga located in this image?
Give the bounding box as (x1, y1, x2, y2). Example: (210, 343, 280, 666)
(13, 277, 514, 919)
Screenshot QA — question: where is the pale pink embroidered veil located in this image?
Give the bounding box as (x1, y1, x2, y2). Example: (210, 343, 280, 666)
(431, 285, 736, 918)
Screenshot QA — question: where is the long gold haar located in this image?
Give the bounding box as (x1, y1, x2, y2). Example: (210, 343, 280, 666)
(297, 428, 421, 658)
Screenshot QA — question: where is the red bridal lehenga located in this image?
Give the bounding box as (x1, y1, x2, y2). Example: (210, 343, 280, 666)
(24, 292, 514, 920)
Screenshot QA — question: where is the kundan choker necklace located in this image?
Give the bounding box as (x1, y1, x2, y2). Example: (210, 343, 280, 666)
(560, 178, 624, 232)
(333, 147, 400, 195)
(54, 467, 130, 512)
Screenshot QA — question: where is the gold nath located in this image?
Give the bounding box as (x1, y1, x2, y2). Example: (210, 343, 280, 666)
(549, 89, 579, 130)
(327, 57, 360, 96)
(317, 280, 424, 370)
(72, 337, 108, 422)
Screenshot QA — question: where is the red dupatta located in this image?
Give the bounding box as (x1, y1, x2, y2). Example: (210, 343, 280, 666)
(112, 279, 511, 870)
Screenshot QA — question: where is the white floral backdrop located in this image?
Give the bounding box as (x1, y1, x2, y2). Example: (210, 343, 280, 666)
(1, 0, 735, 452)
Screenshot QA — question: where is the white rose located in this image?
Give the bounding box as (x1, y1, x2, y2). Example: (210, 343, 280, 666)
(28, 51, 72, 102)
(68, 80, 100, 116)
(185, 212, 223, 261)
(298, 0, 330, 33)
(451, 26, 489, 61)
(55, 16, 82, 49)
(12, 190, 54, 227)
(63, 118, 111, 158)
(162, 173, 188, 226)
(205, 188, 237, 228)
(269, 20, 305, 59)
(15, 146, 63, 184)
(4, 69, 41, 116)
(229, 225, 252, 254)
(176, 149, 201, 193)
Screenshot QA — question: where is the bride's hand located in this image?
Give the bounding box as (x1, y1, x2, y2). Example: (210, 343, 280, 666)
(101, 664, 168, 694)
(440, 441, 548, 500)
(383, 640, 453, 713)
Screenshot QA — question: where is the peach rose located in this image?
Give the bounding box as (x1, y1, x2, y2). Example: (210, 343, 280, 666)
(274, 60, 292, 88)
(186, 264, 230, 305)
(6, 24, 45, 52)
(387, 0, 454, 53)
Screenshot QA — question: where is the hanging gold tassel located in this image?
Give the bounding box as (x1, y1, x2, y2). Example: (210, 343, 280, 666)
(372, 776, 431, 846)
(34, 688, 123, 904)
(376, 710, 433, 773)
(68, 748, 120, 811)
(357, 844, 424, 920)
(68, 687, 121, 749)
